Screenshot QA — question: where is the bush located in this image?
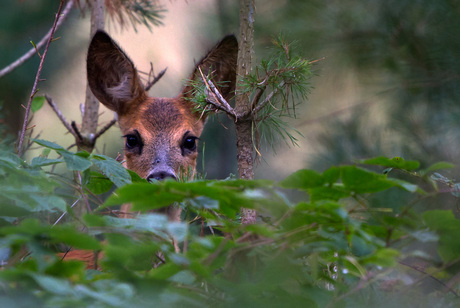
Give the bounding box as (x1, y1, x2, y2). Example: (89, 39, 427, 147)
(0, 142, 459, 307)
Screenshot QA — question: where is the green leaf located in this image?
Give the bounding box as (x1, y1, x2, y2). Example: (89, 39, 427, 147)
(104, 233, 160, 271)
(309, 185, 350, 202)
(422, 210, 455, 230)
(279, 169, 324, 190)
(359, 156, 420, 171)
(127, 169, 148, 183)
(104, 183, 182, 211)
(61, 151, 92, 171)
(150, 262, 182, 280)
(341, 166, 396, 193)
(166, 221, 188, 243)
(49, 226, 101, 250)
(31, 96, 45, 113)
(422, 210, 460, 262)
(425, 161, 455, 174)
(322, 166, 340, 184)
(33, 139, 65, 151)
(34, 140, 92, 171)
(0, 150, 25, 166)
(30, 156, 64, 168)
(92, 154, 131, 187)
(387, 178, 421, 193)
(168, 270, 196, 285)
(360, 248, 399, 267)
(31, 274, 74, 296)
(87, 172, 113, 195)
(0, 202, 32, 217)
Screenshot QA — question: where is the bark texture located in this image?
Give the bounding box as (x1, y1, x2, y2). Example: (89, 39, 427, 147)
(80, 0, 105, 152)
(235, 0, 257, 224)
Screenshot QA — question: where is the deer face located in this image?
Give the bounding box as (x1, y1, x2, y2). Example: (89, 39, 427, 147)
(87, 31, 237, 181)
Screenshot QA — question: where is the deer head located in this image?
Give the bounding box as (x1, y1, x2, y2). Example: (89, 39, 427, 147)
(87, 31, 238, 181)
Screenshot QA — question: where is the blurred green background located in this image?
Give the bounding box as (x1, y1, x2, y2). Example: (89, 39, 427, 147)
(2, 0, 460, 181)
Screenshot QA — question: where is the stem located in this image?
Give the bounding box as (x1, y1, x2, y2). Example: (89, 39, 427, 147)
(80, 0, 105, 152)
(235, 0, 256, 224)
(145, 67, 167, 91)
(17, 0, 65, 157)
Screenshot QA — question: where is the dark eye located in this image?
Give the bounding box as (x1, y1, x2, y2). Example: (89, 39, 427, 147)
(123, 131, 143, 151)
(126, 135, 139, 149)
(182, 135, 197, 153)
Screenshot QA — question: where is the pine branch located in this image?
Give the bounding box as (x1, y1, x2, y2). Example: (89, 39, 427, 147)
(105, 0, 164, 31)
(251, 80, 285, 116)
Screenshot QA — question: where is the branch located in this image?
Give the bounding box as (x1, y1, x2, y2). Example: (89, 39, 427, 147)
(145, 66, 167, 91)
(251, 80, 285, 116)
(45, 95, 77, 138)
(94, 118, 117, 140)
(17, 0, 66, 157)
(0, 0, 74, 79)
(199, 67, 237, 120)
(399, 260, 459, 297)
(249, 73, 273, 110)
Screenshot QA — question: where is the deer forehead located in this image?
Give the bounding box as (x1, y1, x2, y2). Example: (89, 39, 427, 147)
(119, 97, 204, 144)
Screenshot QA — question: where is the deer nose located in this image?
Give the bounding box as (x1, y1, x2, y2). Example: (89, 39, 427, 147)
(147, 171, 177, 182)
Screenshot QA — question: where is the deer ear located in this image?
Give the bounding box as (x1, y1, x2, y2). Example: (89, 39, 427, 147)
(181, 35, 238, 107)
(87, 31, 147, 115)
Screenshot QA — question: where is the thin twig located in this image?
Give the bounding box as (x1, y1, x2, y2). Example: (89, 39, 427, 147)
(198, 67, 237, 119)
(248, 80, 285, 117)
(71, 121, 83, 142)
(399, 260, 459, 297)
(145, 67, 167, 91)
(45, 94, 77, 138)
(0, 0, 73, 79)
(249, 74, 271, 110)
(94, 118, 117, 140)
(17, 0, 66, 157)
(53, 197, 81, 226)
(77, 171, 92, 212)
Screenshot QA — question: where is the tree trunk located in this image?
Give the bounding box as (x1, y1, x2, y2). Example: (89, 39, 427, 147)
(79, 0, 105, 152)
(74, 0, 105, 223)
(235, 0, 257, 224)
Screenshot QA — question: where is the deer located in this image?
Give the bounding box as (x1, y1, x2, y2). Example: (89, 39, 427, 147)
(59, 31, 238, 268)
(88, 30, 237, 217)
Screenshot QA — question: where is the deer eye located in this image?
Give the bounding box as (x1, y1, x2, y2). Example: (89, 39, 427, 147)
(181, 134, 198, 154)
(123, 130, 143, 151)
(126, 135, 138, 149)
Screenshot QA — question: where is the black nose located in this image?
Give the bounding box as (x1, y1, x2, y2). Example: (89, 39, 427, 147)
(147, 171, 177, 182)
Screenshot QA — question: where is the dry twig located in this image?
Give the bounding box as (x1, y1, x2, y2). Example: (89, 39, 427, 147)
(17, 0, 66, 157)
(198, 67, 237, 120)
(45, 95, 77, 138)
(145, 66, 167, 91)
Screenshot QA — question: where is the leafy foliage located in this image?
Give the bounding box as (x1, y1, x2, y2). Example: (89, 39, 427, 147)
(0, 144, 459, 307)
